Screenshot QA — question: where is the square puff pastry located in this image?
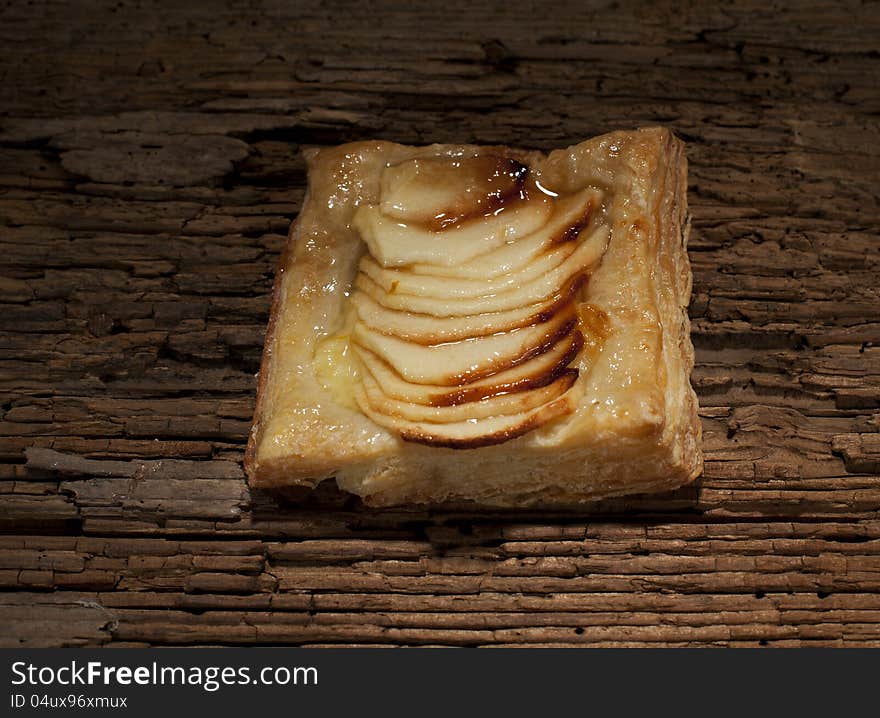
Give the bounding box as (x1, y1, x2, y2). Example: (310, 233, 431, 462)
(245, 127, 702, 506)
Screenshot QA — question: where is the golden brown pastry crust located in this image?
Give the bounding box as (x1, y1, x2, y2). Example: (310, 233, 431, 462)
(245, 128, 702, 506)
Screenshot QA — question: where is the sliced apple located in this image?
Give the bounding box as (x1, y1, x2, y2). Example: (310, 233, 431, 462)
(379, 155, 528, 228)
(350, 274, 585, 344)
(360, 366, 577, 424)
(353, 330, 583, 406)
(352, 194, 553, 268)
(354, 227, 607, 317)
(351, 310, 576, 386)
(358, 241, 576, 300)
(406, 188, 602, 279)
(354, 384, 579, 449)
(340, 174, 611, 448)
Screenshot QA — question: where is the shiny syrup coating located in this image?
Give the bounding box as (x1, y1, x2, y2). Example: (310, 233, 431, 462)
(349, 153, 609, 448)
(380, 154, 528, 231)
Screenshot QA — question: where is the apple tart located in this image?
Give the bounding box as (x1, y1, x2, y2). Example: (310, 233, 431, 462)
(245, 128, 702, 506)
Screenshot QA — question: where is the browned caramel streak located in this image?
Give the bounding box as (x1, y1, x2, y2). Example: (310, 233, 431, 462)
(577, 302, 612, 342)
(351, 273, 588, 346)
(353, 313, 578, 389)
(425, 157, 529, 232)
(361, 369, 579, 425)
(531, 273, 588, 324)
(351, 330, 583, 407)
(398, 391, 577, 450)
(429, 337, 583, 407)
(550, 203, 595, 245)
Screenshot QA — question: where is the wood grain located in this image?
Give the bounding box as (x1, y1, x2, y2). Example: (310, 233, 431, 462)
(1, 0, 879, 647)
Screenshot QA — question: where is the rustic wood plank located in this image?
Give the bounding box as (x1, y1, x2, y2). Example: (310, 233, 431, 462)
(1, 0, 879, 647)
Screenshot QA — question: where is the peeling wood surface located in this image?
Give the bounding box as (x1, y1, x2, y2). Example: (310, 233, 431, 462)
(1, 0, 879, 647)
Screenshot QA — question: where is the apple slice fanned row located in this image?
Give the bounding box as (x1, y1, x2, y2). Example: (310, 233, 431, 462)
(346, 154, 608, 448)
(353, 227, 608, 317)
(354, 385, 584, 450)
(352, 309, 577, 386)
(353, 197, 553, 268)
(358, 242, 578, 300)
(379, 154, 529, 228)
(352, 330, 584, 407)
(350, 274, 586, 344)
(406, 188, 602, 279)
(360, 368, 578, 423)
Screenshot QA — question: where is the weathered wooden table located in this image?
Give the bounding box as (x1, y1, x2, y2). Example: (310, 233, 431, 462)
(2, 1, 879, 647)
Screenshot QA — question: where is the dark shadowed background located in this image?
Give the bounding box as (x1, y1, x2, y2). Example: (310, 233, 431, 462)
(1, 0, 879, 647)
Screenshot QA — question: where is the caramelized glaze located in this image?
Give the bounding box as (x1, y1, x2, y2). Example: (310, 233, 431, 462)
(339, 153, 609, 447)
(380, 155, 528, 231)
